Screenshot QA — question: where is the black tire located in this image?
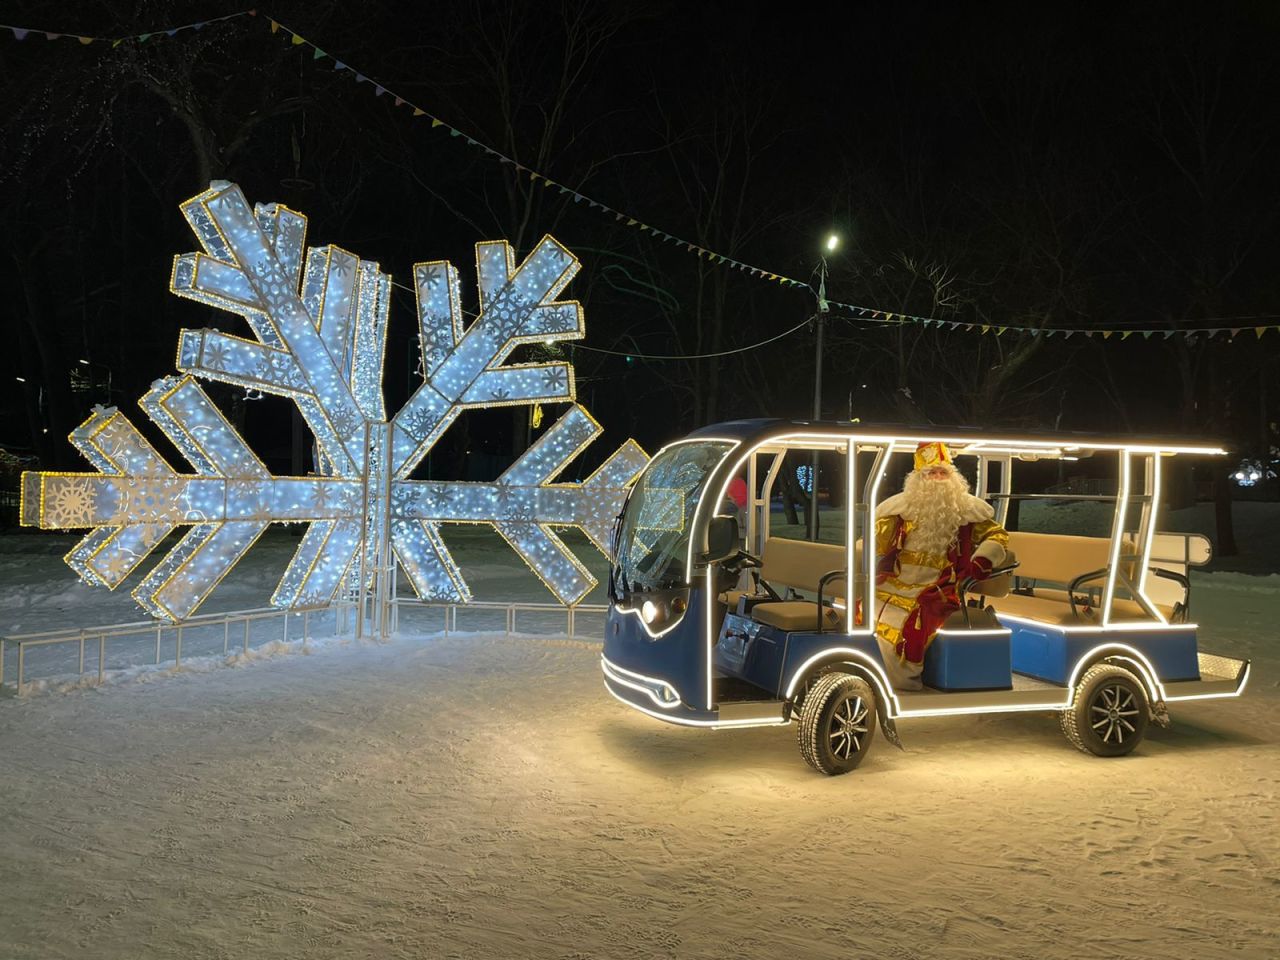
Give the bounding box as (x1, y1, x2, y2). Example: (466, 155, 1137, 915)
(1060, 663, 1149, 757)
(797, 672, 877, 775)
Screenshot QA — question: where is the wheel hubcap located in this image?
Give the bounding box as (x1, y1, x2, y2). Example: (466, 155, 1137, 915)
(1089, 683, 1140, 745)
(829, 694, 869, 760)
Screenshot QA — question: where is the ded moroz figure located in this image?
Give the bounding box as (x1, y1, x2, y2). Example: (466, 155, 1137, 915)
(872, 442, 1009, 690)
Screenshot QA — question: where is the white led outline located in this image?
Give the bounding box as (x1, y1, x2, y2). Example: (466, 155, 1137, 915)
(602, 678, 790, 728)
(600, 656, 681, 708)
(1137, 453, 1168, 624)
(705, 567, 716, 709)
(1101, 450, 1131, 627)
(1164, 659, 1250, 702)
(995, 612, 1198, 634)
(778, 639, 1246, 720)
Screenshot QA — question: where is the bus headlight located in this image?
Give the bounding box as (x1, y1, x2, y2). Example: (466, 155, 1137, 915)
(641, 599, 663, 625)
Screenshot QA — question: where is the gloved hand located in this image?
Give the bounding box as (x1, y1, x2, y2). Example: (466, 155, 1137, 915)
(970, 556, 994, 581)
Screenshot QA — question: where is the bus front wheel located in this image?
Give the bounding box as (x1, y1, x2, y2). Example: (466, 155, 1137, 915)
(797, 673, 877, 775)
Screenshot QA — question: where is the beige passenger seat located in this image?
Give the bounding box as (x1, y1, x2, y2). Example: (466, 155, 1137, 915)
(991, 531, 1170, 624)
(721, 537, 851, 632)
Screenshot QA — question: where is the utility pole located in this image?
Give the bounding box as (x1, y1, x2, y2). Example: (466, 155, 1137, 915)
(808, 237, 837, 541)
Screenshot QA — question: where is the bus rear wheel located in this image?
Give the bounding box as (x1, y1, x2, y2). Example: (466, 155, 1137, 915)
(1061, 663, 1149, 757)
(797, 672, 877, 775)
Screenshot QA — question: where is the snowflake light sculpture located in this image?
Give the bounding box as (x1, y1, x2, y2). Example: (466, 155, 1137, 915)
(20, 182, 647, 620)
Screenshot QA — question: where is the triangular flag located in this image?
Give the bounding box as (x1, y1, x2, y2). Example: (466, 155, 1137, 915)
(431, 118, 443, 128)
(291, 33, 306, 46)
(11, 28, 29, 39)
(45, 32, 62, 40)
(1230, 327, 1242, 338)
(77, 36, 93, 45)
(627, 218, 637, 226)
(981, 325, 991, 335)
(996, 327, 1007, 336)
(375, 85, 387, 97)
(313, 47, 326, 60)
(270, 20, 280, 33)
(333, 60, 346, 70)
(1064, 330, 1076, 339)
(394, 97, 403, 106)
(1142, 331, 1154, 339)
(1120, 331, 1132, 340)
(1102, 331, 1113, 339)
(1257, 327, 1268, 339)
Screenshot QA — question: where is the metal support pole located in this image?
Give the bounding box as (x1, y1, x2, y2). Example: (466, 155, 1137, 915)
(17, 642, 24, 695)
(98, 635, 105, 684)
(303, 610, 310, 646)
(223, 620, 230, 655)
(0, 637, 5, 688)
(176, 626, 183, 666)
(243, 619, 250, 654)
(156, 624, 162, 665)
(78, 634, 85, 676)
(809, 256, 829, 542)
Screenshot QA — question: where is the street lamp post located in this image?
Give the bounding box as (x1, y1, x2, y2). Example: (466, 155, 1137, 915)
(808, 234, 839, 541)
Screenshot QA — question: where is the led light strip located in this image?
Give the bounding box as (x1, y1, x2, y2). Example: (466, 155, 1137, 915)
(779, 640, 1246, 719)
(1102, 450, 1131, 626)
(1137, 453, 1167, 624)
(602, 678, 790, 729)
(600, 656, 681, 708)
(995, 613, 1198, 634)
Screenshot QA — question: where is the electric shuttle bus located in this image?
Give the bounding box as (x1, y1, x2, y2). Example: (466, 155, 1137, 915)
(601, 420, 1250, 775)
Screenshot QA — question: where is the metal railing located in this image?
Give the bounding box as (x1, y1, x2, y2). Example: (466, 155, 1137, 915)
(1, 603, 346, 696)
(392, 597, 607, 640)
(1, 596, 605, 696)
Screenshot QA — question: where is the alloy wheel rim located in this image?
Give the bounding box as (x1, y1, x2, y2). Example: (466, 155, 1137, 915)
(829, 693, 869, 759)
(1089, 683, 1140, 745)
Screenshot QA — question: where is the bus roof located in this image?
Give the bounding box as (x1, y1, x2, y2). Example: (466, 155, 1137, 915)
(682, 418, 1225, 457)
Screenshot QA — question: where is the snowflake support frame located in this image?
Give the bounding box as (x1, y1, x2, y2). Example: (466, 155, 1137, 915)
(20, 181, 647, 623)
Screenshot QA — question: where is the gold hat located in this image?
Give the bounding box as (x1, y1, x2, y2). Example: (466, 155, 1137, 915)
(914, 441, 952, 471)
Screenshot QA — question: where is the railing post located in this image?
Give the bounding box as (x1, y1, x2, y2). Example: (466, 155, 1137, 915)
(283, 612, 289, 645)
(155, 624, 162, 665)
(98, 635, 106, 684)
(303, 610, 310, 646)
(176, 626, 183, 666)
(0, 637, 5, 688)
(223, 620, 230, 656)
(568, 606, 575, 638)
(243, 618, 250, 654)
(17, 642, 25, 695)
(79, 633, 86, 676)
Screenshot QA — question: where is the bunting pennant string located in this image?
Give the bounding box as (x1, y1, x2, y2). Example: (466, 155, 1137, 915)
(5, 11, 1280, 345)
(0, 10, 254, 46)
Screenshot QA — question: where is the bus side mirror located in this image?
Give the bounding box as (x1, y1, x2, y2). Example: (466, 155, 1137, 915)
(702, 515, 739, 563)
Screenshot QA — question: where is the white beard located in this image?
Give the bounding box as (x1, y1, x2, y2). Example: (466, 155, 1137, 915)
(895, 467, 973, 556)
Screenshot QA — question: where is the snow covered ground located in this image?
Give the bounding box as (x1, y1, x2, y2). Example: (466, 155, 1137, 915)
(0, 515, 1277, 958)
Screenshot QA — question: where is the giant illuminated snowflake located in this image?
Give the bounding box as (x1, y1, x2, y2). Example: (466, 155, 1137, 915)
(20, 182, 647, 620)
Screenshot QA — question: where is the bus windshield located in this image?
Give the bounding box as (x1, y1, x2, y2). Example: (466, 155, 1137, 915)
(615, 441, 735, 593)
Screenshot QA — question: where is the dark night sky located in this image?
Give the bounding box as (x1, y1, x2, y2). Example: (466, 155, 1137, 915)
(1, 1, 1277, 481)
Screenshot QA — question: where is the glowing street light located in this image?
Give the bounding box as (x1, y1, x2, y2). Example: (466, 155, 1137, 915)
(825, 233, 840, 253)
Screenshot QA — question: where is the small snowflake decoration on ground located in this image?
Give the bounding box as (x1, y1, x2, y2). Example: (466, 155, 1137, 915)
(21, 182, 647, 620)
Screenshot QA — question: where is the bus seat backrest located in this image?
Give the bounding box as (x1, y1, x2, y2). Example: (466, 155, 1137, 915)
(760, 537, 849, 598)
